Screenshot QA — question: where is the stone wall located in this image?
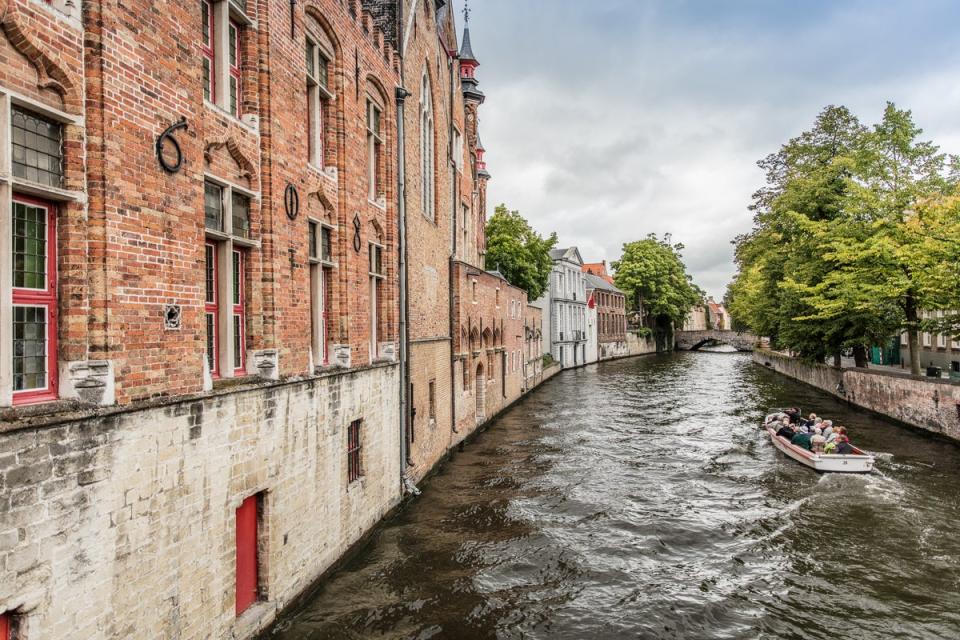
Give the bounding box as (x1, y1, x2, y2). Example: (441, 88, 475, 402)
(0, 365, 401, 639)
(626, 331, 658, 357)
(754, 349, 960, 441)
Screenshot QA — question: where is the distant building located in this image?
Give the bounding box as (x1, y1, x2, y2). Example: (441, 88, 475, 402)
(538, 247, 588, 368)
(683, 305, 709, 331)
(524, 301, 544, 389)
(585, 272, 628, 360)
(899, 310, 960, 377)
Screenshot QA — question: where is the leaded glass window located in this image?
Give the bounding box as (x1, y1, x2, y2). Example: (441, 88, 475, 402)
(204, 181, 223, 231)
(12, 107, 63, 188)
(13, 306, 47, 391)
(12, 201, 47, 289)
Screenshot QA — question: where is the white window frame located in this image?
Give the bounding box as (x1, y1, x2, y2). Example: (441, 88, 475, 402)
(305, 33, 335, 171)
(419, 71, 435, 221)
(452, 125, 463, 173)
(0, 89, 83, 407)
(368, 241, 385, 361)
(366, 97, 385, 204)
(203, 174, 259, 380)
(202, 0, 254, 119)
(308, 218, 335, 368)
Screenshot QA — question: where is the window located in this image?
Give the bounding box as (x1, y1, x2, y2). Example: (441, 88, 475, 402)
(201, 1, 215, 102)
(306, 31, 334, 168)
(369, 243, 384, 360)
(471, 280, 477, 302)
(420, 72, 435, 220)
(204, 178, 256, 378)
(452, 126, 463, 172)
(11, 197, 57, 404)
(463, 363, 469, 390)
(428, 380, 436, 419)
(12, 107, 62, 188)
(205, 242, 218, 375)
(228, 21, 242, 115)
(235, 493, 262, 615)
(366, 98, 384, 201)
(938, 333, 947, 348)
(231, 249, 245, 373)
(200, 0, 249, 116)
(487, 353, 494, 380)
(923, 332, 931, 347)
(347, 419, 363, 482)
(309, 221, 334, 367)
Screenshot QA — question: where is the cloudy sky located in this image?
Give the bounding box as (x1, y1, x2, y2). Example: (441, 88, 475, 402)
(468, 0, 960, 298)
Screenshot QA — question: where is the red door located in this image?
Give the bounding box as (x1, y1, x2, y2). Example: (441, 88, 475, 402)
(235, 494, 258, 615)
(0, 612, 9, 640)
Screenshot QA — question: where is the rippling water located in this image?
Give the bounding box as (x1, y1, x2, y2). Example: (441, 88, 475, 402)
(265, 353, 960, 640)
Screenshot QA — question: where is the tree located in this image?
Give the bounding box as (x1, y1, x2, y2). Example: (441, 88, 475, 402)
(612, 234, 702, 332)
(728, 105, 873, 363)
(789, 104, 956, 373)
(484, 205, 558, 301)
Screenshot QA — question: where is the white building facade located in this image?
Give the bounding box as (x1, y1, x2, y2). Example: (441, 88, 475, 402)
(539, 247, 589, 368)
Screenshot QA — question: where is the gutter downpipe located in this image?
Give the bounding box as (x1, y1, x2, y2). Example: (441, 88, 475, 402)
(449, 51, 459, 437)
(397, 1, 415, 491)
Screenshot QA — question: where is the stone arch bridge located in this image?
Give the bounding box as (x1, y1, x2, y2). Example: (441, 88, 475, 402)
(675, 330, 757, 352)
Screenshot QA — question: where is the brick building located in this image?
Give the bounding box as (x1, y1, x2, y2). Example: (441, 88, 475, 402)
(0, 0, 403, 637)
(584, 271, 628, 360)
(524, 301, 544, 390)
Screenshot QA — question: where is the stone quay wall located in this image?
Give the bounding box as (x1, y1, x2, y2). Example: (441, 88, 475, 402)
(754, 349, 960, 441)
(0, 365, 401, 640)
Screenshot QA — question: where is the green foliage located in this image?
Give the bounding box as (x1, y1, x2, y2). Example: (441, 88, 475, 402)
(726, 103, 960, 370)
(612, 234, 702, 330)
(484, 204, 558, 301)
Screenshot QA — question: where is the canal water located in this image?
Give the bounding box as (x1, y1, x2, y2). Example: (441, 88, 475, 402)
(265, 353, 960, 640)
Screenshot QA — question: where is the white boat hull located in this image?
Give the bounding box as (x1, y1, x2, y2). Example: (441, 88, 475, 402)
(765, 427, 874, 474)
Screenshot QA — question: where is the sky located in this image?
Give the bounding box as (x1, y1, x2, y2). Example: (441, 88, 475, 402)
(467, 0, 960, 299)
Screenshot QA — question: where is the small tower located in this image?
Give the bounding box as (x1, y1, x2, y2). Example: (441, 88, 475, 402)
(459, 3, 485, 105)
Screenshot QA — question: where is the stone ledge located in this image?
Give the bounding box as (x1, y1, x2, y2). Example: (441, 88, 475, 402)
(0, 361, 399, 436)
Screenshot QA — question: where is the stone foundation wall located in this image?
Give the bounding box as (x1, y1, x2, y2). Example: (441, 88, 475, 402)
(0, 365, 400, 640)
(754, 349, 960, 441)
(626, 332, 658, 357)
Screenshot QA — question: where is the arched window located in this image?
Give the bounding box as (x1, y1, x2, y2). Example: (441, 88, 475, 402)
(419, 70, 435, 221)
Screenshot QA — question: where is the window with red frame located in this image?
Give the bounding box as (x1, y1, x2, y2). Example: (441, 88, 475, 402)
(347, 419, 362, 483)
(200, 0, 215, 102)
(231, 248, 245, 374)
(308, 221, 333, 368)
(204, 180, 251, 379)
(228, 20, 241, 115)
(205, 241, 218, 376)
(12, 196, 57, 404)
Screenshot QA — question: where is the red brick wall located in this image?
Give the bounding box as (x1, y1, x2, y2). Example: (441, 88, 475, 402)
(451, 263, 525, 436)
(2, 0, 400, 406)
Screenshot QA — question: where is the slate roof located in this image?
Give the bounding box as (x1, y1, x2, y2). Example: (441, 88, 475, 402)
(584, 272, 623, 294)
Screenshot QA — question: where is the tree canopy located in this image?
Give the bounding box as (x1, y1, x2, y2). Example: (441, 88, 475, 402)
(484, 204, 558, 301)
(726, 103, 960, 371)
(612, 234, 702, 330)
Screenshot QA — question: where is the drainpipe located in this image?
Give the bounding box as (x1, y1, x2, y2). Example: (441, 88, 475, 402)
(396, 2, 414, 487)
(449, 53, 459, 436)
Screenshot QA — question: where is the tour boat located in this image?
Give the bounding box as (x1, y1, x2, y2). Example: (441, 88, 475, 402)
(765, 426, 875, 473)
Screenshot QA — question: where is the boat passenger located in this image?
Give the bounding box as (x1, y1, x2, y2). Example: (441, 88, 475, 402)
(776, 422, 796, 439)
(791, 429, 813, 451)
(810, 428, 826, 454)
(824, 440, 838, 455)
(785, 408, 802, 425)
(801, 412, 818, 427)
(836, 435, 854, 455)
(821, 420, 834, 439)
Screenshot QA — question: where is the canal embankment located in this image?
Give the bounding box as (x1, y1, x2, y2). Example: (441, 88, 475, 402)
(754, 348, 960, 440)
